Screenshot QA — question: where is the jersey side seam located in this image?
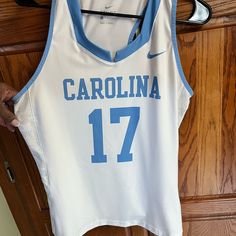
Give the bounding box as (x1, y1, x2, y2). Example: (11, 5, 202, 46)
(11, 0, 57, 104)
(28, 91, 51, 195)
(28, 91, 55, 231)
(171, 0, 194, 97)
(177, 83, 186, 98)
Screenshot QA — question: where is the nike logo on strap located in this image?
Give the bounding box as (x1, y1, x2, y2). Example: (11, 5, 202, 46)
(105, 5, 113, 9)
(147, 50, 166, 59)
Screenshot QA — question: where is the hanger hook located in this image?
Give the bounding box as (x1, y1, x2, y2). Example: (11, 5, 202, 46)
(177, 0, 212, 25)
(15, 0, 50, 9)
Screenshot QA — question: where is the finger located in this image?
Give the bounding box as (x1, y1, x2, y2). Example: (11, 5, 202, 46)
(0, 82, 18, 102)
(0, 115, 19, 131)
(0, 116, 7, 127)
(6, 123, 15, 132)
(0, 103, 20, 126)
(5, 99, 14, 107)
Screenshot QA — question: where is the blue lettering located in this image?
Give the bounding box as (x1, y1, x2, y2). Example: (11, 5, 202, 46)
(90, 78, 104, 99)
(149, 76, 161, 99)
(117, 76, 128, 98)
(77, 78, 90, 100)
(63, 79, 75, 100)
(136, 75, 149, 97)
(105, 77, 116, 98)
(63, 75, 161, 101)
(128, 76, 135, 97)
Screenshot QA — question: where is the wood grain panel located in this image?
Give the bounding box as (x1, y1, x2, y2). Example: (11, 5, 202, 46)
(0, 41, 45, 56)
(178, 26, 236, 197)
(221, 26, 236, 194)
(0, 51, 43, 90)
(183, 218, 236, 235)
(0, 0, 50, 47)
(178, 32, 198, 197)
(181, 194, 236, 221)
(196, 28, 223, 195)
(130, 226, 149, 236)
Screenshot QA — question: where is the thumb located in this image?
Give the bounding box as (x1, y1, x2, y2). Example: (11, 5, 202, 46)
(0, 102, 20, 127)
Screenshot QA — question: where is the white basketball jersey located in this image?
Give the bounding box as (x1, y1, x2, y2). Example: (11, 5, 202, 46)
(12, 0, 194, 235)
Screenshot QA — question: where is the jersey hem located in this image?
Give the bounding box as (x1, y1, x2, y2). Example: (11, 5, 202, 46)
(60, 219, 183, 236)
(171, 0, 194, 97)
(11, 0, 57, 104)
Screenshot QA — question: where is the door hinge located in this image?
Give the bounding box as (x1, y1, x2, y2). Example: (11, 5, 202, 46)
(4, 161, 16, 183)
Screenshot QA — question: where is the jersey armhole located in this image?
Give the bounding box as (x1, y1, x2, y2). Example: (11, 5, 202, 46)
(171, 0, 194, 97)
(11, 0, 57, 104)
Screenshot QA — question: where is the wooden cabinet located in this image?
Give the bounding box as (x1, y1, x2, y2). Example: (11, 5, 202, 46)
(0, 0, 235, 235)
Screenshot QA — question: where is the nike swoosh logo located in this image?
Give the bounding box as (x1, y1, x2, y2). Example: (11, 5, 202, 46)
(147, 50, 166, 59)
(105, 6, 112, 9)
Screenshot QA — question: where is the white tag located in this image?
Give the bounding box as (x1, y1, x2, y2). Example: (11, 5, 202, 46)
(100, 5, 117, 24)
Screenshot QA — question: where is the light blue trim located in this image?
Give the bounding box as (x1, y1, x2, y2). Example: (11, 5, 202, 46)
(127, 18, 141, 44)
(66, 0, 161, 62)
(11, 0, 57, 104)
(127, 7, 147, 44)
(171, 0, 194, 96)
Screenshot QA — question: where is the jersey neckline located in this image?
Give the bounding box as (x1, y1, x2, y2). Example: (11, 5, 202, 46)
(66, 0, 161, 62)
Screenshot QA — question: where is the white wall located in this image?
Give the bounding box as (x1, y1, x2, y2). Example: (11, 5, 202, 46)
(0, 187, 21, 236)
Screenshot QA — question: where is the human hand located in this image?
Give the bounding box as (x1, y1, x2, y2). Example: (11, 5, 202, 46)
(0, 82, 20, 132)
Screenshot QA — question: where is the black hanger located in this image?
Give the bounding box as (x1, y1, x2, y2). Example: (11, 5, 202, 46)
(15, 0, 212, 25)
(15, 0, 49, 8)
(177, 0, 212, 25)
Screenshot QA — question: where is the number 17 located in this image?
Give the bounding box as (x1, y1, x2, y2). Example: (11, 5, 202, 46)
(89, 107, 140, 163)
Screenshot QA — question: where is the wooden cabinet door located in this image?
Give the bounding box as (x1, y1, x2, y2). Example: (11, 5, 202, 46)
(0, 1, 235, 235)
